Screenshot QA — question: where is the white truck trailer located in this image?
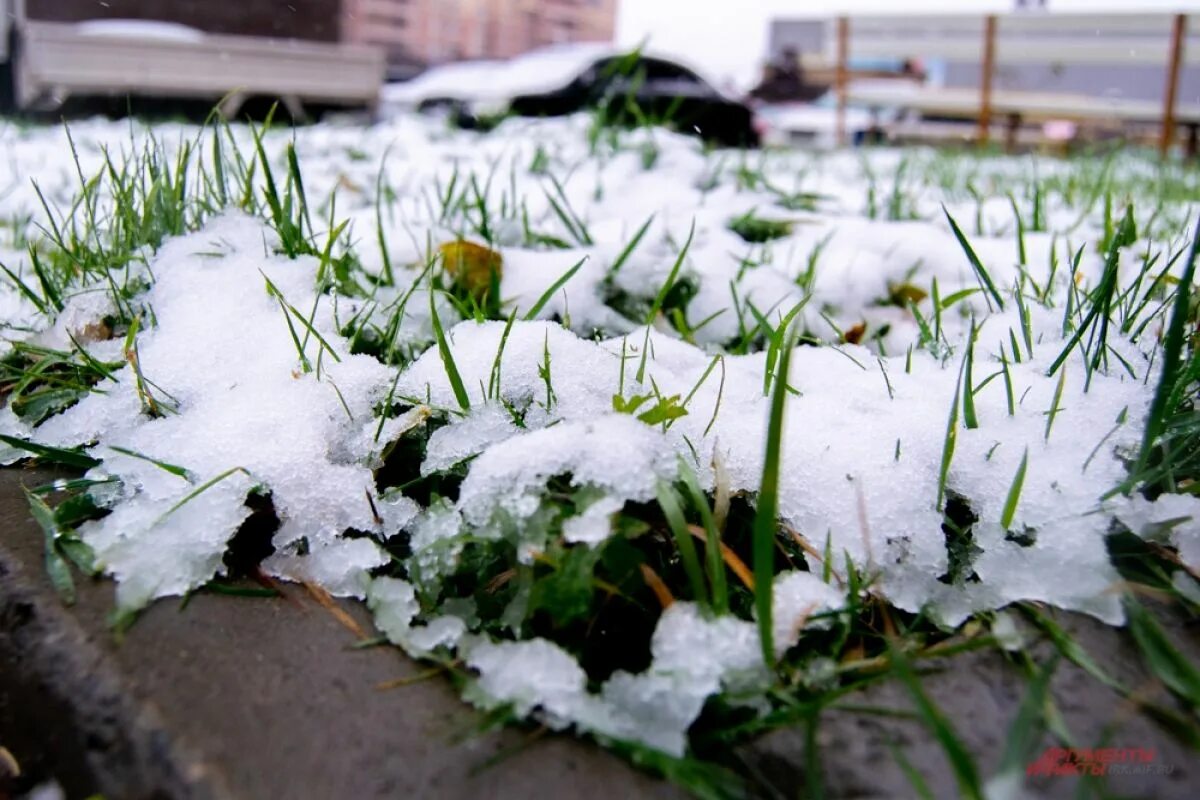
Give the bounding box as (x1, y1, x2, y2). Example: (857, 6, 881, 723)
(0, 0, 384, 119)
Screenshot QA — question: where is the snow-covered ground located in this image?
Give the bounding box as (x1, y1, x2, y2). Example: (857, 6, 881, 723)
(0, 113, 1197, 757)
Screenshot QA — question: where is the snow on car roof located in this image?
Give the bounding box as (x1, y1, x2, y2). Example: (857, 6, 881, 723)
(382, 43, 731, 109)
(381, 60, 506, 106)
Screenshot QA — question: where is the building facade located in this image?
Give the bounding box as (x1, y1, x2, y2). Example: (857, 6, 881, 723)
(341, 0, 616, 67)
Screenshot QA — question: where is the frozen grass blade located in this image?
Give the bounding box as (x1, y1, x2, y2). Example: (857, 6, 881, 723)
(703, 356, 726, 437)
(261, 271, 310, 372)
(107, 445, 191, 481)
(1014, 283, 1034, 359)
(999, 448, 1028, 530)
(538, 330, 556, 410)
(937, 353, 966, 511)
(155, 466, 251, 524)
(1000, 345, 1015, 416)
(0, 260, 50, 315)
(636, 221, 695, 383)
(488, 311, 517, 400)
(0, 434, 102, 470)
(374, 147, 396, 286)
(1044, 368, 1066, 442)
(26, 489, 79, 604)
(286, 142, 313, 241)
(25, 247, 63, 313)
(606, 213, 655, 280)
(429, 289, 471, 411)
(679, 354, 721, 414)
(762, 298, 809, 397)
(373, 369, 404, 444)
(1046, 208, 1134, 378)
(754, 327, 796, 668)
(679, 460, 729, 615)
(961, 320, 979, 430)
(1008, 193, 1027, 266)
(943, 205, 1005, 312)
(1131, 215, 1199, 486)
(523, 256, 587, 321)
(544, 173, 593, 246)
(655, 481, 709, 609)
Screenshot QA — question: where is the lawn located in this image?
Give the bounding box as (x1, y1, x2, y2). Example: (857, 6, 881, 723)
(1, 110, 1198, 797)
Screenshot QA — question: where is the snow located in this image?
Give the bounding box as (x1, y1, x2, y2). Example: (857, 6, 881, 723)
(771, 571, 847, 656)
(454, 413, 678, 546)
(458, 601, 768, 755)
(74, 20, 207, 43)
(1, 110, 1197, 758)
(17, 212, 398, 605)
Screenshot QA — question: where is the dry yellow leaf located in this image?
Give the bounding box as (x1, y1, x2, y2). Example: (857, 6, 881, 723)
(438, 240, 503, 298)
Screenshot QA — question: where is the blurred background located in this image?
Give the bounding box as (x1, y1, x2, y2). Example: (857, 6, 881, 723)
(2, 0, 1199, 153)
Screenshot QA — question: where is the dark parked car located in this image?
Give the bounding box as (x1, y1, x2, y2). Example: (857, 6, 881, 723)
(383, 44, 760, 148)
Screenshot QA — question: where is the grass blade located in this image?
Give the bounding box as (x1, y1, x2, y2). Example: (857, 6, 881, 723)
(999, 449, 1029, 530)
(890, 643, 982, 800)
(936, 355, 966, 511)
(944, 205, 1004, 312)
(636, 221, 695, 384)
(962, 320, 979, 429)
(155, 467, 251, 525)
(655, 481, 709, 608)
(1044, 368, 1066, 441)
(1132, 215, 1199, 483)
(1046, 209, 1134, 377)
(988, 657, 1055, 795)
(1126, 599, 1200, 707)
(524, 256, 588, 321)
(0, 434, 101, 470)
(606, 213, 655, 280)
(107, 446, 192, 481)
(679, 460, 728, 615)
(753, 326, 796, 668)
(430, 290, 471, 411)
(26, 489, 77, 604)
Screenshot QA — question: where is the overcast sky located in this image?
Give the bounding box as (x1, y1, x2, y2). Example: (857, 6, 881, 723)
(615, 0, 1200, 88)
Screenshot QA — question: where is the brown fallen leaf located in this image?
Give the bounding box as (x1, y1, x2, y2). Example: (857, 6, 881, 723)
(843, 322, 867, 345)
(438, 240, 503, 299)
(888, 282, 928, 308)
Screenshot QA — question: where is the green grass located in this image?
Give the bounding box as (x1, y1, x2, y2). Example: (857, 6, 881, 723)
(429, 287, 471, 412)
(753, 326, 796, 669)
(3, 109, 1200, 800)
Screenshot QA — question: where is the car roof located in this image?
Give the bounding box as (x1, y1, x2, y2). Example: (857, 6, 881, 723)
(381, 60, 506, 105)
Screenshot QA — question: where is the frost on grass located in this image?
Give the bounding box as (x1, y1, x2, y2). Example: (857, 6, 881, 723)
(2, 115, 1198, 759)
